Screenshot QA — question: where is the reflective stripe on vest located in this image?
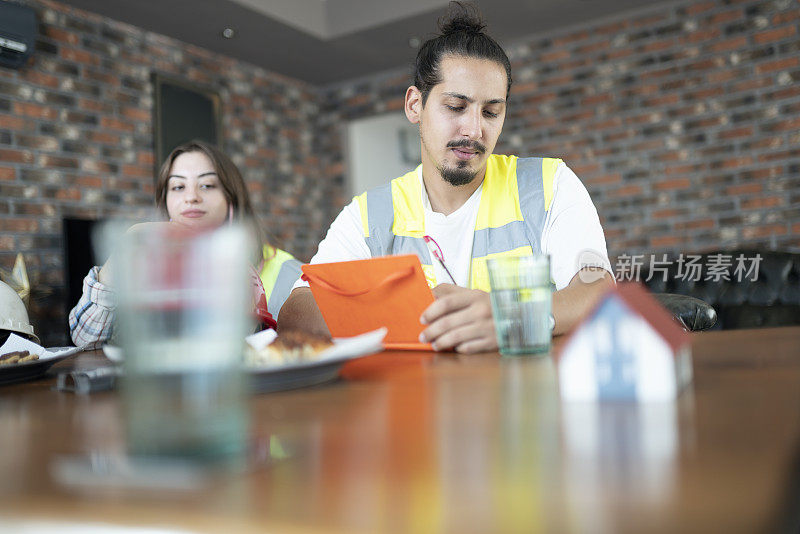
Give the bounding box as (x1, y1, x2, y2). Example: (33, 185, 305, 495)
(260, 246, 303, 316)
(357, 168, 439, 287)
(355, 154, 560, 291)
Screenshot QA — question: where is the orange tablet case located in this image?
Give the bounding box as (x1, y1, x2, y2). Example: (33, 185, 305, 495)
(301, 255, 434, 350)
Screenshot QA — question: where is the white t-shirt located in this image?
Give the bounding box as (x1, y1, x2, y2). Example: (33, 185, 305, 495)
(294, 161, 612, 291)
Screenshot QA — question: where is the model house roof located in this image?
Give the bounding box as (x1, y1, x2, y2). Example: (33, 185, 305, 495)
(566, 282, 690, 354)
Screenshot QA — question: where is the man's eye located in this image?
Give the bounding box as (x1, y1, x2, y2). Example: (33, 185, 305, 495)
(484, 110, 499, 118)
(446, 105, 464, 112)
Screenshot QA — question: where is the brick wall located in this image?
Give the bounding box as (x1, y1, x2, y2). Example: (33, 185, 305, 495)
(1, 0, 798, 343)
(502, 0, 800, 257)
(322, 0, 800, 260)
(2, 0, 343, 343)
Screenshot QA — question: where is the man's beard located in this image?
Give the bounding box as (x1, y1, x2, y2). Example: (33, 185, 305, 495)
(437, 163, 479, 186)
(419, 124, 487, 187)
(437, 139, 486, 186)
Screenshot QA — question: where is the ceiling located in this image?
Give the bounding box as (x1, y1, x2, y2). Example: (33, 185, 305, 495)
(57, 0, 677, 85)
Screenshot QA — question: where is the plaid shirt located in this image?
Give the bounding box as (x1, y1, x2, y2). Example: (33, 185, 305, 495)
(69, 266, 115, 349)
(68, 265, 276, 349)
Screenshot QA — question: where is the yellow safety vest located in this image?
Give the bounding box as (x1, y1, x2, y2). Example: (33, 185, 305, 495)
(355, 154, 559, 291)
(259, 245, 302, 316)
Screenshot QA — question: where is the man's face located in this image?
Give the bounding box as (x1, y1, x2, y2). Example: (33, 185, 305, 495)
(409, 55, 507, 187)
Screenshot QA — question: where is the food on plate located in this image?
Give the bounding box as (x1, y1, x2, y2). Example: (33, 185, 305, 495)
(0, 350, 38, 365)
(245, 330, 333, 366)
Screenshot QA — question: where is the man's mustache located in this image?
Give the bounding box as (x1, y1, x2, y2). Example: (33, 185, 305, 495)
(446, 139, 486, 153)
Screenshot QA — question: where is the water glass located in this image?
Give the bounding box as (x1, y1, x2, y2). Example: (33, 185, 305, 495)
(113, 223, 252, 464)
(487, 255, 552, 355)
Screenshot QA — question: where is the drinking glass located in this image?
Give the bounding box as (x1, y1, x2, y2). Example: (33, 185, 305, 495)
(113, 223, 252, 464)
(487, 255, 552, 356)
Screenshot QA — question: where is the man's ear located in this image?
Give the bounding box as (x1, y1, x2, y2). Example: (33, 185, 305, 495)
(405, 86, 422, 124)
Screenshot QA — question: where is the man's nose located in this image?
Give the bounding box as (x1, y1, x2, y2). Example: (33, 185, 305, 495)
(459, 109, 482, 139)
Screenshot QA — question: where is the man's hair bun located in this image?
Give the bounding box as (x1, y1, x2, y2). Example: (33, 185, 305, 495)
(439, 9, 486, 36)
(413, 1, 512, 104)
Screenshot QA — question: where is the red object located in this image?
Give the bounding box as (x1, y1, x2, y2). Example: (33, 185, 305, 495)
(250, 266, 276, 330)
(423, 235, 457, 285)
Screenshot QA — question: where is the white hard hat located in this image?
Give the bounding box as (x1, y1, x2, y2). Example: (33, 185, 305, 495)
(0, 280, 39, 344)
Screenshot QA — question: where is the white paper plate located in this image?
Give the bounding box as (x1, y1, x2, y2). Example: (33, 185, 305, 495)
(100, 328, 387, 393)
(246, 328, 387, 392)
(0, 335, 83, 386)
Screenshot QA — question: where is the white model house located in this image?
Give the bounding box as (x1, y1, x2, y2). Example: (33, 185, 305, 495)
(558, 283, 693, 402)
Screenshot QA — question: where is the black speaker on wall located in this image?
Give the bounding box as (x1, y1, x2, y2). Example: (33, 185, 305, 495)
(152, 73, 221, 174)
(0, 1, 37, 69)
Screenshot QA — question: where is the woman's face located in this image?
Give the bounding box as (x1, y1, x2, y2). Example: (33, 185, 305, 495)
(165, 151, 229, 230)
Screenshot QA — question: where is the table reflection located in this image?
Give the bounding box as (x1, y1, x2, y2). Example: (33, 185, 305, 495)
(560, 392, 696, 530)
(2, 327, 799, 533)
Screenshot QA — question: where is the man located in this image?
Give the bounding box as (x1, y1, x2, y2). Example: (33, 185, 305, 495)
(280, 3, 614, 353)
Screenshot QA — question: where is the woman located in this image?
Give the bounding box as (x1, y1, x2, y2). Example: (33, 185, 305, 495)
(69, 140, 301, 348)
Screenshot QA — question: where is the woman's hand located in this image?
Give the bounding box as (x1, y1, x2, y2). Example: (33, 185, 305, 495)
(96, 222, 175, 286)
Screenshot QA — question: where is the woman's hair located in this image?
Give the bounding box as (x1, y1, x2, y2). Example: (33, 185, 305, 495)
(413, 1, 512, 105)
(155, 139, 268, 263)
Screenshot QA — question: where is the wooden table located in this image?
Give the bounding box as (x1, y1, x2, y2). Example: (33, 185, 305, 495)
(1, 327, 799, 533)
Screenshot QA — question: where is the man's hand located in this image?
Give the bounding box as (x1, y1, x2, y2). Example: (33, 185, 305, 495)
(418, 267, 614, 353)
(419, 284, 497, 354)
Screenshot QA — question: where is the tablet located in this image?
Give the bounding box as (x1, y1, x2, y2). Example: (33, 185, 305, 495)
(301, 255, 434, 350)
